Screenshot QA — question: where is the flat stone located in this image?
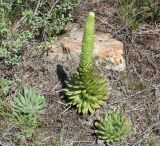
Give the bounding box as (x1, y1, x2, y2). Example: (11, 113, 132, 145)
(46, 24, 126, 71)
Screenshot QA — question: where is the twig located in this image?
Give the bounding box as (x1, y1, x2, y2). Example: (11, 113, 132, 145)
(64, 128, 84, 146)
(73, 141, 93, 143)
(13, 0, 41, 32)
(12, 16, 26, 32)
(108, 90, 146, 106)
(42, 135, 54, 142)
(132, 29, 160, 34)
(112, 25, 126, 37)
(58, 106, 71, 116)
(48, 0, 60, 16)
(35, 0, 41, 14)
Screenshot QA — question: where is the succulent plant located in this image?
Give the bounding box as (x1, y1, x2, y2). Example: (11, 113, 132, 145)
(65, 12, 109, 114)
(11, 112, 37, 137)
(12, 87, 46, 116)
(95, 108, 132, 143)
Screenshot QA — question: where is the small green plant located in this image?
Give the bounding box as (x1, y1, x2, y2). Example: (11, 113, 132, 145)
(0, 0, 80, 68)
(11, 112, 37, 138)
(12, 87, 46, 116)
(95, 108, 132, 143)
(53, 0, 80, 35)
(11, 87, 46, 137)
(65, 12, 109, 114)
(60, 125, 65, 146)
(119, 0, 160, 29)
(0, 79, 11, 95)
(119, 0, 139, 29)
(52, 125, 65, 146)
(138, 0, 160, 22)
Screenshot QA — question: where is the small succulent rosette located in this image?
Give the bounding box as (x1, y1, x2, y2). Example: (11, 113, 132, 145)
(95, 107, 132, 143)
(12, 87, 46, 116)
(65, 72, 109, 114)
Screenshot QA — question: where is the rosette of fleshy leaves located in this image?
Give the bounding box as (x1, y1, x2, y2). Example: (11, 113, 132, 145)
(65, 12, 109, 114)
(12, 87, 46, 116)
(11, 87, 46, 137)
(95, 108, 132, 143)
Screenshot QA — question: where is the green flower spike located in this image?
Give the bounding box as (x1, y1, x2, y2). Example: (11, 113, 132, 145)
(95, 108, 132, 143)
(65, 12, 109, 114)
(79, 12, 95, 75)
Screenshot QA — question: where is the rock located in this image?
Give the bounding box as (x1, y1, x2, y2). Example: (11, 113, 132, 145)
(96, 139, 105, 146)
(46, 24, 126, 71)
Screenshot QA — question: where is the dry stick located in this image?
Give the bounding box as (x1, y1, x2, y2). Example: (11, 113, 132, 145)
(13, 0, 41, 32)
(58, 105, 71, 116)
(112, 25, 126, 37)
(72, 141, 93, 144)
(108, 90, 146, 106)
(48, 0, 60, 16)
(132, 29, 160, 34)
(35, 0, 41, 14)
(97, 17, 116, 30)
(37, 0, 46, 8)
(12, 16, 26, 32)
(42, 135, 54, 142)
(64, 128, 84, 146)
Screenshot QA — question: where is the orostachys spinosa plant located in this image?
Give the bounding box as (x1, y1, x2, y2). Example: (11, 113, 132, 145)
(11, 87, 46, 137)
(12, 87, 46, 116)
(95, 107, 132, 143)
(65, 12, 109, 114)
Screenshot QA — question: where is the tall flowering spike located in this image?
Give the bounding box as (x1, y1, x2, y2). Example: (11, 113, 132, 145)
(79, 12, 95, 74)
(65, 12, 109, 114)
